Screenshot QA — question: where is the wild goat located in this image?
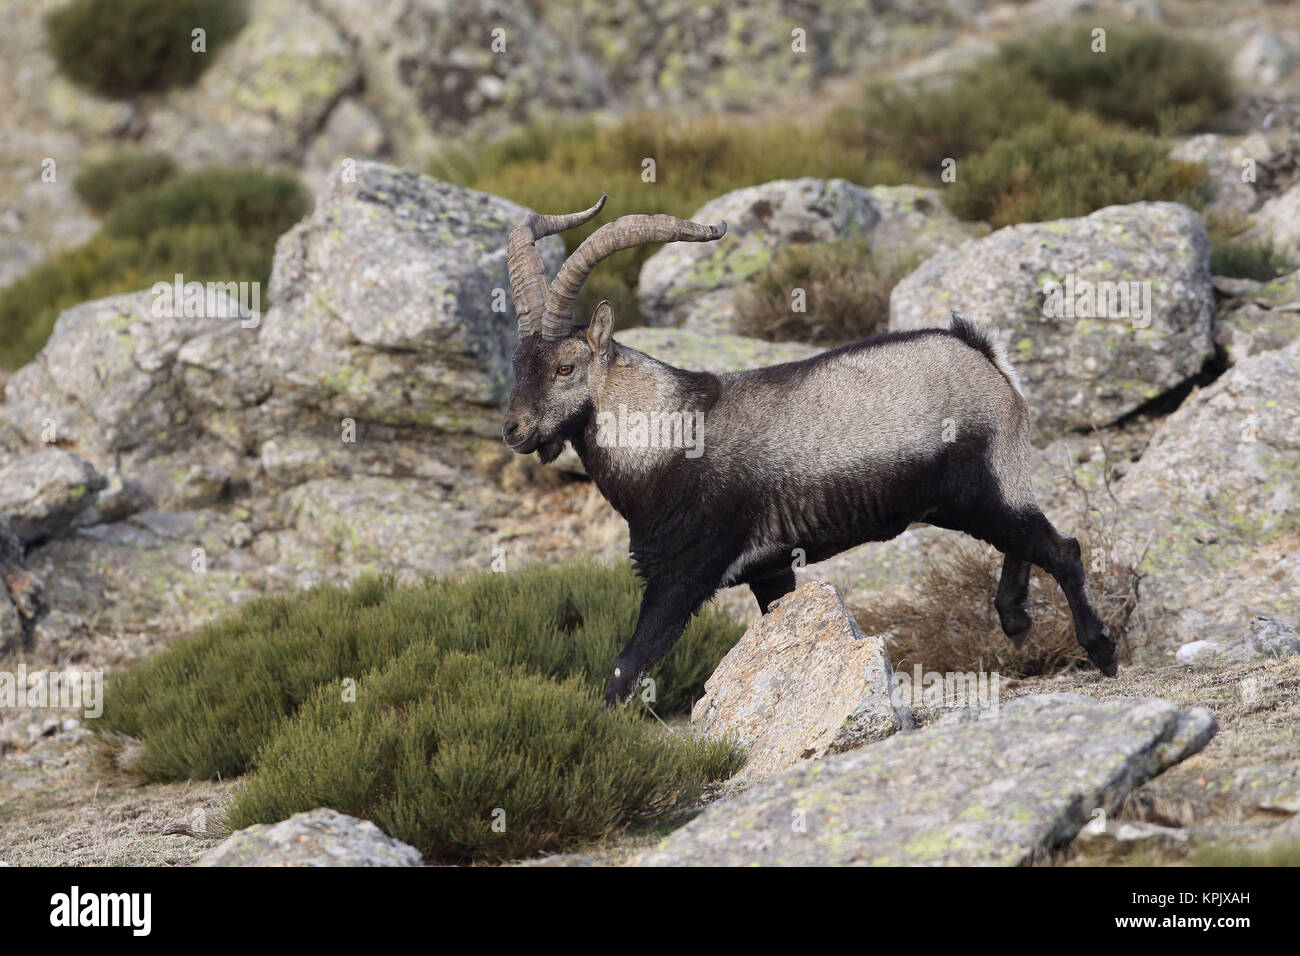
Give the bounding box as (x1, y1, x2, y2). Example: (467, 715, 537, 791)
(502, 197, 1119, 704)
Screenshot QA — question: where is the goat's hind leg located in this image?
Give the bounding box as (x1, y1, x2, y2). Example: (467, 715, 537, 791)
(1011, 510, 1118, 676)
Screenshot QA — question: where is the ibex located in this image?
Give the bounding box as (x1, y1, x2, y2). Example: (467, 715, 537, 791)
(502, 196, 1119, 704)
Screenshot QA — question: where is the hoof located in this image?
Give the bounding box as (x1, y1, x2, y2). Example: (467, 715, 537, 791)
(1090, 642, 1120, 677)
(999, 608, 1032, 647)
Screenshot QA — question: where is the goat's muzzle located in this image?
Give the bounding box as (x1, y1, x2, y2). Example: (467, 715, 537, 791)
(501, 414, 539, 453)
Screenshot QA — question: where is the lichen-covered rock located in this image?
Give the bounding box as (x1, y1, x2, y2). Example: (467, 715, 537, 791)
(140, 0, 360, 167)
(242, 161, 565, 438)
(1246, 181, 1300, 262)
(693, 581, 913, 789)
(1175, 617, 1300, 665)
(1230, 25, 1296, 91)
(264, 476, 486, 582)
(638, 179, 979, 334)
(2, 290, 250, 468)
(26, 508, 265, 638)
(1169, 133, 1267, 219)
(1213, 268, 1300, 366)
(1116, 339, 1300, 651)
(890, 202, 1215, 440)
(0, 449, 105, 545)
(617, 328, 820, 374)
(638, 694, 1216, 866)
(317, 1, 973, 152)
(199, 809, 422, 867)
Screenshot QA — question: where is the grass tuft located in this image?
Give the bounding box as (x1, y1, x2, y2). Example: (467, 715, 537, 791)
(734, 239, 918, 346)
(73, 152, 178, 215)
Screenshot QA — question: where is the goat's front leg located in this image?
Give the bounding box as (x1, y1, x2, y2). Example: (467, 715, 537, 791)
(606, 573, 718, 706)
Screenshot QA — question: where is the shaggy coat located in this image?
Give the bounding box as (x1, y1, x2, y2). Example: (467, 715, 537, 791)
(501, 202, 1117, 704)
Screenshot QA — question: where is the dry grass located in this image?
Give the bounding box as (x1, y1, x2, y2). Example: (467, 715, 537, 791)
(855, 536, 1140, 678)
(733, 240, 919, 347)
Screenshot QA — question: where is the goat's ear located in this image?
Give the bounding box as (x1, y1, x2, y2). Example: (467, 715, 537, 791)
(586, 300, 615, 356)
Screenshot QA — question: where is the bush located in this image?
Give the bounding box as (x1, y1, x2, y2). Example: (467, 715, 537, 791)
(225, 649, 742, 863)
(0, 166, 306, 370)
(944, 112, 1209, 227)
(829, 63, 1064, 174)
(97, 561, 744, 781)
(1000, 25, 1233, 135)
(73, 152, 178, 215)
(734, 240, 918, 346)
(102, 167, 308, 240)
(1210, 235, 1295, 281)
(44, 0, 247, 99)
(432, 112, 909, 326)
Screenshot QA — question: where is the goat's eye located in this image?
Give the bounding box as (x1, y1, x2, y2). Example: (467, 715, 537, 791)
(557, 364, 574, 377)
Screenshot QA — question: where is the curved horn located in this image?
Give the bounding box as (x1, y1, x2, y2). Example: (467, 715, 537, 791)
(540, 214, 727, 339)
(506, 195, 607, 335)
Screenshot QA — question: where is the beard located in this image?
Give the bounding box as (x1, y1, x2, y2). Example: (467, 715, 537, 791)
(537, 439, 566, 465)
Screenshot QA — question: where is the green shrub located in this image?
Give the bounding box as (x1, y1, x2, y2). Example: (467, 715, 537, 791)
(44, 0, 247, 99)
(97, 561, 744, 781)
(735, 240, 918, 346)
(432, 112, 909, 326)
(226, 649, 743, 863)
(102, 167, 307, 240)
(0, 166, 306, 369)
(1209, 234, 1295, 281)
(945, 113, 1209, 227)
(73, 152, 178, 215)
(829, 63, 1064, 174)
(0, 235, 144, 368)
(1000, 25, 1233, 134)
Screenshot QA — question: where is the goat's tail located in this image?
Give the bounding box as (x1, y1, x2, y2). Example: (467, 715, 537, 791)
(946, 310, 1023, 398)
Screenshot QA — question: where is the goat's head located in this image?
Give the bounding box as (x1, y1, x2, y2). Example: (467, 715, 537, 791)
(501, 196, 726, 463)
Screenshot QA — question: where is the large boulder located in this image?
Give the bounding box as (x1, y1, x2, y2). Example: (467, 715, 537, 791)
(693, 581, 913, 789)
(1116, 339, 1300, 653)
(0, 449, 104, 545)
(890, 202, 1215, 440)
(229, 161, 566, 440)
(200, 808, 422, 867)
(638, 694, 1216, 866)
(2, 290, 250, 468)
(638, 179, 981, 334)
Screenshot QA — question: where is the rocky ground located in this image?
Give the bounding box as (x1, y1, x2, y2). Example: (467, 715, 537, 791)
(3, 646, 1295, 866)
